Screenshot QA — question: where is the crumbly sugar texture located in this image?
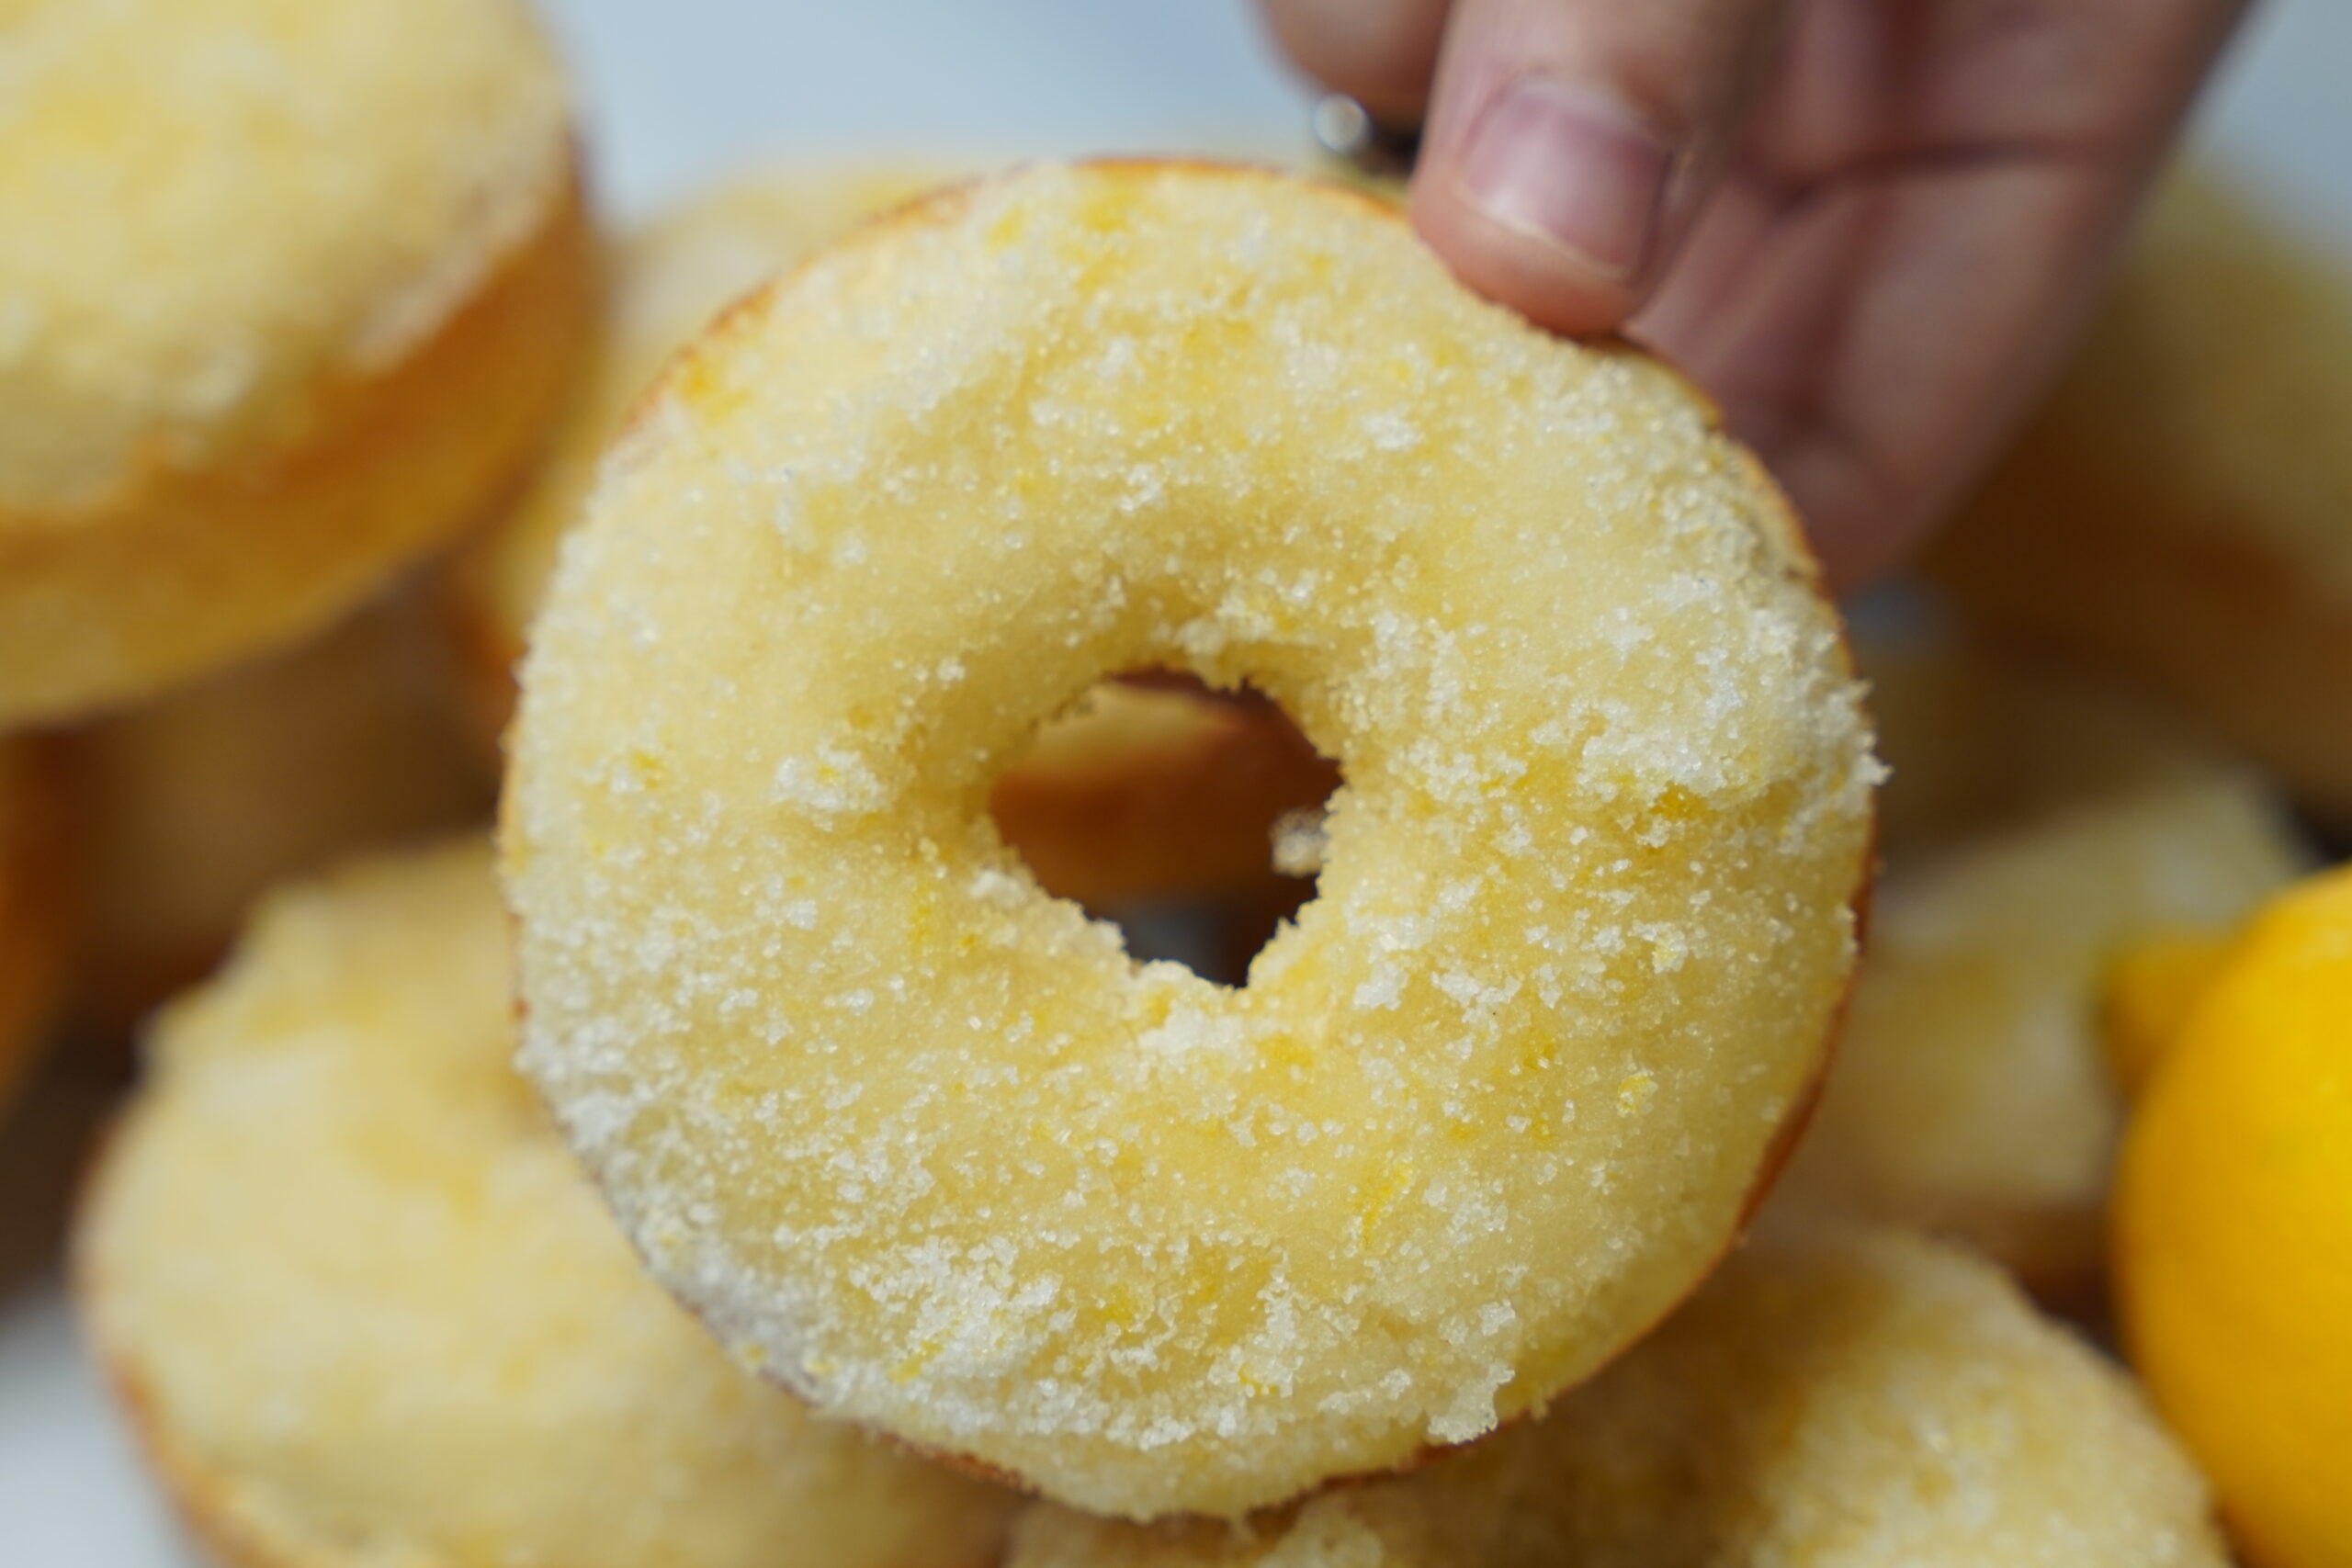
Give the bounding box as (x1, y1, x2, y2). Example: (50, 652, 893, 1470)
(1008, 1224, 2228, 1568)
(439, 163, 1342, 893)
(504, 162, 1878, 1518)
(76, 840, 1019, 1568)
(0, 0, 565, 505)
(448, 163, 959, 716)
(1778, 626, 2308, 1290)
(0, 0, 585, 721)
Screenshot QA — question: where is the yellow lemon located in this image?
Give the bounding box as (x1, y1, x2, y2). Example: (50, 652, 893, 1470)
(2110, 864, 2352, 1568)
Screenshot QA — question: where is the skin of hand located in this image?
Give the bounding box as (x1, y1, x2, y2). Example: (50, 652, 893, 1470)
(1261, 0, 2250, 588)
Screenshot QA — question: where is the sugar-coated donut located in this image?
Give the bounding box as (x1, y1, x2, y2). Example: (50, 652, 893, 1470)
(75, 840, 1020, 1568)
(504, 161, 1877, 1518)
(1007, 1224, 2226, 1568)
(0, 737, 76, 1115)
(1926, 174, 2352, 823)
(0, 0, 591, 726)
(70, 587, 494, 1034)
(443, 164, 954, 741)
(1776, 619, 2306, 1297)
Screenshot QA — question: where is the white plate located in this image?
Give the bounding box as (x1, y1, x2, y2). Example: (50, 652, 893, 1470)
(5, 1, 2349, 1561)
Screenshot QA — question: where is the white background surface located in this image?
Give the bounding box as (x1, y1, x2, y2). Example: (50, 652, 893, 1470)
(5, 0, 2350, 1561)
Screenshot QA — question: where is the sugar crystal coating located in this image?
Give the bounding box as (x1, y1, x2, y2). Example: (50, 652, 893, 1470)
(76, 840, 1019, 1568)
(0, 0, 566, 505)
(448, 163, 958, 719)
(441, 163, 1341, 899)
(504, 162, 1879, 1518)
(0, 0, 586, 724)
(1008, 1226, 2228, 1567)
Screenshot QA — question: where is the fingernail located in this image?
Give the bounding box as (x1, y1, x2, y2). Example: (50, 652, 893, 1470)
(1455, 79, 1672, 281)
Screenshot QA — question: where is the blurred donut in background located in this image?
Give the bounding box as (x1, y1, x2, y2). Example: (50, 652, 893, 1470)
(76, 839, 1022, 1568)
(0, 737, 79, 1118)
(67, 587, 494, 1036)
(988, 680, 1336, 911)
(1777, 616, 2308, 1301)
(0, 0, 592, 726)
(1928, 174, 2352, 829)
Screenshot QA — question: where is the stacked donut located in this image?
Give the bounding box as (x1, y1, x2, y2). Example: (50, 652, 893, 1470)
(1778, 618, 2309, 1304)
(6, 29, 2297, 1561)
(1926, 174, 2352, 828)
(0, 0, 588, 1114)
(499, 160, 1881, 1517)
(81, 843, 1023, 1568)
(0, 0, 589, 727)
(83, 838, 2224, 1568)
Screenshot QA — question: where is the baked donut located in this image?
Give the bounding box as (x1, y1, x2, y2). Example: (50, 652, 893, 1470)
(438, 164, 1338, 909)
(444, 165, 952, 741)
(1925, 173, 2352, 824)
(0, 738, 76, 1115)
(0, 0, 591, 726)
(75, 839, 1020, 1568)
(1007, 1224, 2227, 1568)
(1776, 619, 2307, 1297)
(504, 161, 1878, 1518)
(70, 586, 495, 1035)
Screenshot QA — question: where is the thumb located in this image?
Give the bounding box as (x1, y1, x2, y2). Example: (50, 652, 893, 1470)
(1411, 0, 1788, 335)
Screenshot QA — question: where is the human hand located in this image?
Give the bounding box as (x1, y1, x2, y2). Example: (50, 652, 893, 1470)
(1262, 0, 2249, 587)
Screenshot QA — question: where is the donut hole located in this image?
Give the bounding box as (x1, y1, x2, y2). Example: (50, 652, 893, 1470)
(985, 672, 1337, 986)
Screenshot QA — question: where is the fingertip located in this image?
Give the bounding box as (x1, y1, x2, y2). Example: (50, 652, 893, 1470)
(1410, 175, 1644, 336)
(1404, 0, 1794, 338)
(1260, 0, 1451, 125)
(1409, 78, 1671, 337)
